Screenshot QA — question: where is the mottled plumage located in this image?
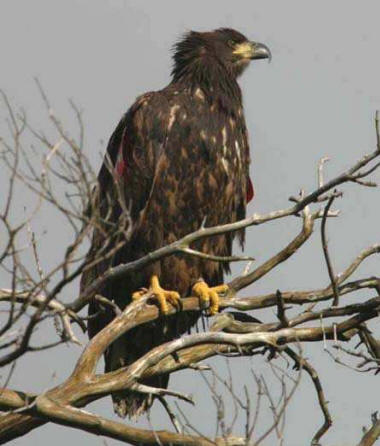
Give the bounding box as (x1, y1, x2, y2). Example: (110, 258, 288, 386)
(81, 28, 270, 418)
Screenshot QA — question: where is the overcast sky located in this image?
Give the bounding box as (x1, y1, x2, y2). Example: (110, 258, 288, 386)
(1, 1, 380, 445)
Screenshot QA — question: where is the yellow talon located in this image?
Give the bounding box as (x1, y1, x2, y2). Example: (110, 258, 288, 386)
(192, 281, 228, 315)
(132, 275, 181, 314)
(132, 289, 146, 300)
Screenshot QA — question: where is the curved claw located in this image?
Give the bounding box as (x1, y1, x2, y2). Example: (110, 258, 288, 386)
(192, 281, 228, 315)
(132, 288, 148, 300)
(132, 275, 181, 314)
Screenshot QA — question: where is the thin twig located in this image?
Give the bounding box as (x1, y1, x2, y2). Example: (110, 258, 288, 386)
(321, 195, 340, 306)
(276, 290, 289, 327)
(318, 156, 330, 188)
(285, 347, 332, 444)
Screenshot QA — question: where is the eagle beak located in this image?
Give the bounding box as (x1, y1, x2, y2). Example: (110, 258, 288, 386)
(249, 42, 272, 62)
(233, 41, 272, 62)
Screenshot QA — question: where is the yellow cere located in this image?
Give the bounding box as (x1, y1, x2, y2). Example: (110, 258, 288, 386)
(232, 41, 253, 58)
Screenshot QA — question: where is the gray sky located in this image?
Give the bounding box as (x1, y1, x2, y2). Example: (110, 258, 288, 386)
(1, 1, 380, 445)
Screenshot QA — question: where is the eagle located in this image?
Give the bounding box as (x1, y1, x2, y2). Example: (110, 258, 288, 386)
(81, 28, 270, 418)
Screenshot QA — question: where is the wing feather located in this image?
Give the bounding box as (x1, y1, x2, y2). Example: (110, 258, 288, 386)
(82, 91, 172, 337)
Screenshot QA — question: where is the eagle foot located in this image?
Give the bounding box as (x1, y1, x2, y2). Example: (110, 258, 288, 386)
(132, 275, 181, 314)
(192, 280, 228, 315)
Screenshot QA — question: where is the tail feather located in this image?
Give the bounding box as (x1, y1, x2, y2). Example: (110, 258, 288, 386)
(105, 311, 200, 418)
(111, 375, 169, 419)
(105, 325, 170, 418)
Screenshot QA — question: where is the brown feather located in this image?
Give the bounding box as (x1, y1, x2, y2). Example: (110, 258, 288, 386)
(81, 28, 260, 418)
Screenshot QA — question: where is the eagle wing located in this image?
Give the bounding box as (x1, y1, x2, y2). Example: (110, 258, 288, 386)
(82, 91, 174, 338)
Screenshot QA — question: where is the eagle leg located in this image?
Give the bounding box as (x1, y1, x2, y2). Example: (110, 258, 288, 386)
(192, 280, 228, 315)
(132, 275, 181, 314)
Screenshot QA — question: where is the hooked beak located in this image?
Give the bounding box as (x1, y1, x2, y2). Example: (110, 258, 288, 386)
(233, 41, 272, 62)
(249, 41, 272, 62)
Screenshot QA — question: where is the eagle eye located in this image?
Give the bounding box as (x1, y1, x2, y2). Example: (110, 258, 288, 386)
(227, 39, 237, 48)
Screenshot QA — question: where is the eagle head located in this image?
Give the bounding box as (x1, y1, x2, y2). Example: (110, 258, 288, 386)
(172, 28, 271, 81)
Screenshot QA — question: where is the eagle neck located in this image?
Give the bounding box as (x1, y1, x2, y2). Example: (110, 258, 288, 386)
(172, 60, 242, 115)
(172, 71, 242, 116)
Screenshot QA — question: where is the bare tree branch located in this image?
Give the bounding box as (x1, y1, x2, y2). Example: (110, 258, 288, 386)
(0, 91, 379, 445)
(358, 416, 380, 446)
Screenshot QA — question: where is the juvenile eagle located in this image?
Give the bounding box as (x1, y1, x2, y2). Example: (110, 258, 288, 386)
(81, 28, 270, 418)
